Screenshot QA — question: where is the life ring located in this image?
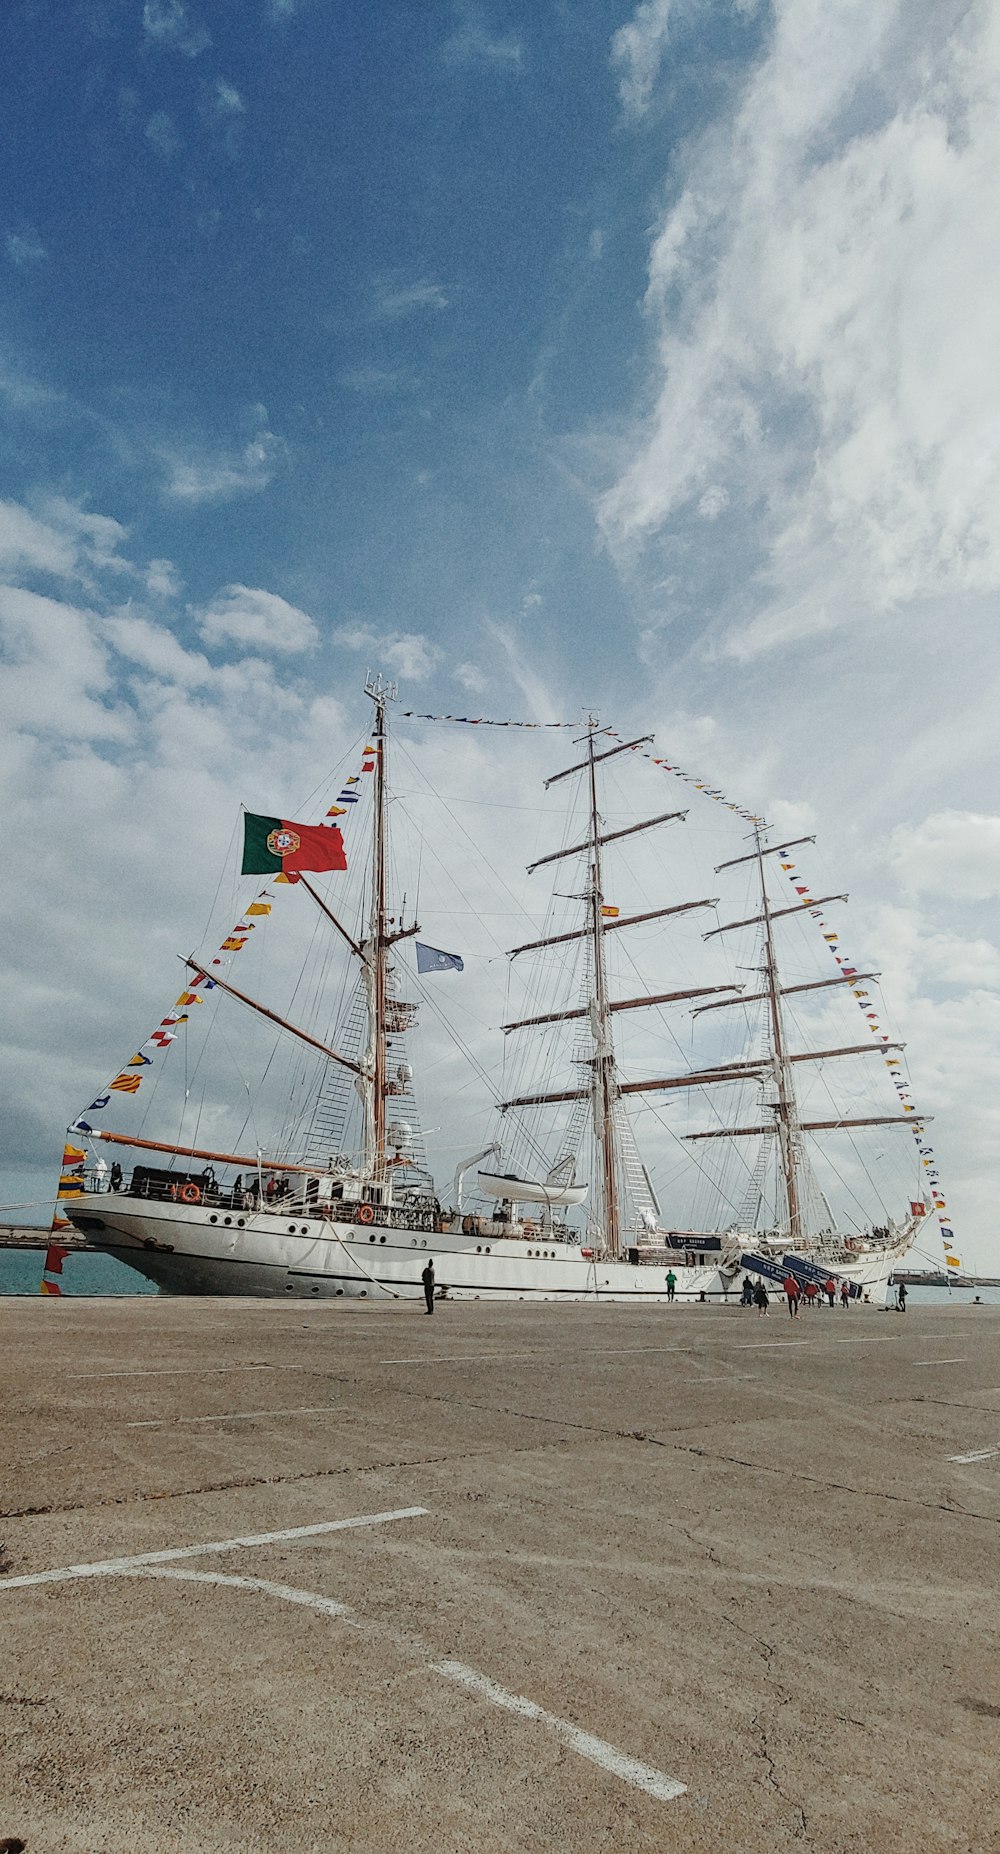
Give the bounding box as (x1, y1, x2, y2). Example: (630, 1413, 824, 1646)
(179, 1183, 201, 1205)
(357, 1204, 375, 1225)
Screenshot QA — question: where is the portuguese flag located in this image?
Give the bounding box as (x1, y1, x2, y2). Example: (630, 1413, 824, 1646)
(242, 812, 347, 876)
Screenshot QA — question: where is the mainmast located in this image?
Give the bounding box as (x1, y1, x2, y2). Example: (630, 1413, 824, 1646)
(755, 827, 803, 1246)
(501, 727, 737, 1258)
(586, 720, 621, 1258)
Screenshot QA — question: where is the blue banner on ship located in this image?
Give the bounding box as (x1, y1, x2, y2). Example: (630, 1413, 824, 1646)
(739, 1252, 860, 1298)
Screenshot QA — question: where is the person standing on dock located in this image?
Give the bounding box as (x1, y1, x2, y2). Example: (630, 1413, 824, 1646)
(665, 1268, 677, 1302)
(803, 1280, 819, 1311)
(840, 1281, 850, 1308)
(824, 1277, 836, 1308)
(897, 1280, 908, 1313)
(753, 1281, 769, 1317)
(422, 1258, 435, 1314)
(783, 1274, 800, 1318)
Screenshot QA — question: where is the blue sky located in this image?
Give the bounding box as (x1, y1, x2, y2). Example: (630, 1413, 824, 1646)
(3, 0, 999, 1267)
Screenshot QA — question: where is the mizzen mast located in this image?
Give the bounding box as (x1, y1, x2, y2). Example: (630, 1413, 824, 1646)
(757, 826, 804, 1247)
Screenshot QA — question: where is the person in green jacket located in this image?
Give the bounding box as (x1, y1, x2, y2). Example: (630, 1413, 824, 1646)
(665, 1269, 677, 1302)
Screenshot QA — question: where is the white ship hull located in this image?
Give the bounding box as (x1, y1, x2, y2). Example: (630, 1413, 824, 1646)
(68, 1193, 903, 1305)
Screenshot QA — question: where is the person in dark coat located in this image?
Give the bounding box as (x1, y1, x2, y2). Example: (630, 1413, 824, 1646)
(422, 1259, 435, 1314)
(753, 1281, 769, 1317)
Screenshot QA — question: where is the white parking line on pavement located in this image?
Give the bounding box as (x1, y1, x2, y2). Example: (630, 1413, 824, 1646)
(434, 1660, 686, 1801)
(128, 1566, 353, 1617)
(0, 1506, 429, 1591)
(126, 1404, 339, 1428)
(947, 1446, 1000, 1464)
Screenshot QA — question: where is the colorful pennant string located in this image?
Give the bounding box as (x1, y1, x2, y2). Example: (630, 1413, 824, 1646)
(772, 853, 960, 1275)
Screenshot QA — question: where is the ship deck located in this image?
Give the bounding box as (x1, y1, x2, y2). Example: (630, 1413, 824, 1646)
(1, 1295, 997, 1852)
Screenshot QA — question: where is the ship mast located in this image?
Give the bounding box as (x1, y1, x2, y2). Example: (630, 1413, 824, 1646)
(360, 671, 421, 1185)
(756, 827, 803, 1245)
(586, 720, 621, 1258)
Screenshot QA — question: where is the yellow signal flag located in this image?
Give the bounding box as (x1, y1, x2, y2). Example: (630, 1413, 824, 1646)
(245, 902, 271, 915)
(600, 905, 620, 918)
(175, 991, 204, 1007)
(326, 806, 347, 817)
(109, 1073, 142, 1094)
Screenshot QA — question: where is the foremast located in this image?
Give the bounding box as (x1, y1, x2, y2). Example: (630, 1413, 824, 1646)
(360, 672, 419, 1186)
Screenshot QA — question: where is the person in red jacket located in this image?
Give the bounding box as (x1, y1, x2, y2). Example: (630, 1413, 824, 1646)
(783, 1274, 801, 1318)
(803, 1280, 819, 1309)
(824, 1277, 837, 1307)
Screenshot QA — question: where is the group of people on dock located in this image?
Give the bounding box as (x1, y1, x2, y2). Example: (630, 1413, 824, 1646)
(739, 1273, 853, 1317)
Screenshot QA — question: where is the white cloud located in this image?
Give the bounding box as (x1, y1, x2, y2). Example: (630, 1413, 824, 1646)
(142, 1, 210, 56)
(443, 4, 524, 69)
(0, 586, 131, 741)
(889, 811, 1000, 901)
(6, 227, 46, 267)
(145, 558, 182, 599)
(214, 79, 245, 115)
(145, 110, 181, 158)
(196, 584, 320, 655)
(611, 0, 673, 118)
(334, 626, 441, 681)
(102, 612, 211, 687)
(454, 662, 487, 695)
(697, 484, 728, 520)
(599, 0, 1000, 663)
(0, 497, 129, 586)
(373, 277, 448, 321)
(160, 426, 286, 501)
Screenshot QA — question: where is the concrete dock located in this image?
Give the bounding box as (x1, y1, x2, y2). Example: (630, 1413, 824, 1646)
(1, 1297, 997, 1852)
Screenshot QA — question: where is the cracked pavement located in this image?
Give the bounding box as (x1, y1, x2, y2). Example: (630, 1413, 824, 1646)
(1, 1295, 998, 1852)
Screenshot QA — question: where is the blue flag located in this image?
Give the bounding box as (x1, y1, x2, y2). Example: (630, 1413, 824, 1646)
(416, 942, 464, 974)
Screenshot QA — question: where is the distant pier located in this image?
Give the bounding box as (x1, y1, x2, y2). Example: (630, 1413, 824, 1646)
(0, 1223, 85, 1251)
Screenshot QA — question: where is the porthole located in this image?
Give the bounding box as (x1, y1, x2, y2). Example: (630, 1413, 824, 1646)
(237, 1218, 245, 1228)
(476, 1245, 482, 1254)
(209, 1214, 218, 1224)
(285, 1282, 293, 1291)
(335, 1287, 344, 1296)
(311, 1285, 319, 1294)
(224, 1217, 232, 1226)
(379, 1234, 386, 1244)
(369, 1234, 376, 1244)
(288, 1224, 296, 1233)
(485, 1246, 491, 1254)
(300, 1226, 308, 1235)
(421, 1239, 427, 1248)
(360, 1289, 367, 1297)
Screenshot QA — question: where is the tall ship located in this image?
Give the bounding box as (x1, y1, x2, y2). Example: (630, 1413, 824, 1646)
(57, 676, 951, 1305)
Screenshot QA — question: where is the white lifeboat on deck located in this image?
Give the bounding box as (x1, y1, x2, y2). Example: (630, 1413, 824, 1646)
(478, 1169, 588, 1208)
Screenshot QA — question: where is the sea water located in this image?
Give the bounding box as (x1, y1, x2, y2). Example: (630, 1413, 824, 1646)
(0, 1249, 157, 1296)
(0, 1246, 995, 1302)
